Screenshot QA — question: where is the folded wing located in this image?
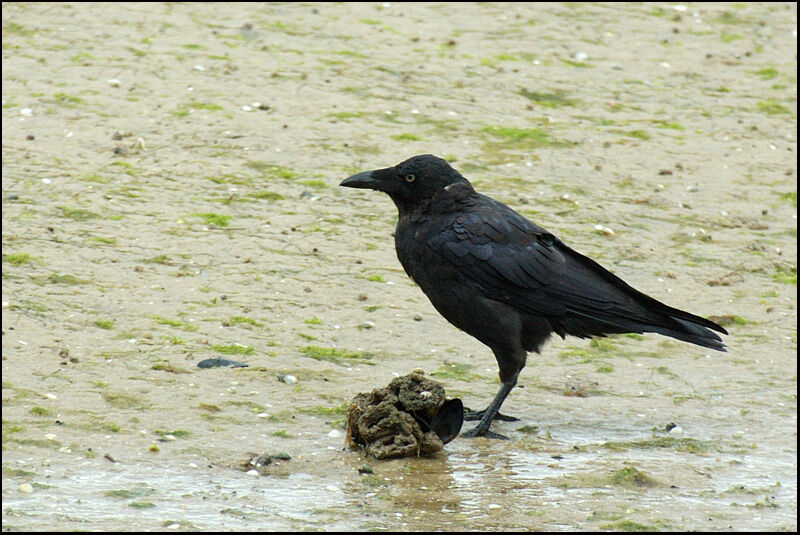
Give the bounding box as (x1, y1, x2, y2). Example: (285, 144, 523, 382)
(427, 195, 727, 351)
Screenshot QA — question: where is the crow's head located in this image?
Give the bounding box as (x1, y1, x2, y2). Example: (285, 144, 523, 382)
(340, 154, 470, 212)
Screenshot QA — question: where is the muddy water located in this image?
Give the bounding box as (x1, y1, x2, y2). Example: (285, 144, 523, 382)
(3, 422, 795, 530)
(2, 2, 796, 531)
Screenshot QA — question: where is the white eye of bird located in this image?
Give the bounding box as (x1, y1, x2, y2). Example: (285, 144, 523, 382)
(404, 173, 416, 183)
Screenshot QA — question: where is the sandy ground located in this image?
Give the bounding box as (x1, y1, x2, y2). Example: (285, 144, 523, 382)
(2, 2, 797, 531)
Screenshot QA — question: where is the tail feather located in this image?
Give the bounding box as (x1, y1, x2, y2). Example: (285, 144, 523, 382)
(663, 317, 726, 351)
(553, 240, 728, 351)
(567, 309, 727, 352)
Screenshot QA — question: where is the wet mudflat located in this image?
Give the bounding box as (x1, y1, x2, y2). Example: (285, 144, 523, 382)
(2, 2, 796, 531)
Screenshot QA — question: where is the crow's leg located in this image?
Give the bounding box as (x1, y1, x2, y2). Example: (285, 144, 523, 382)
(458, 303, 529, 439)
(461, 374, 518, 440)
(463, 407, 520, 422)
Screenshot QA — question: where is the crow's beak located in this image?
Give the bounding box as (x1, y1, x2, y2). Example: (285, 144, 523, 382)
(340, 170, 377, 189)
(340, 167, 392, 190)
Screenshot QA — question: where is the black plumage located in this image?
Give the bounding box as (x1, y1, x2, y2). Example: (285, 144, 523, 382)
(341, 154, 727, 438)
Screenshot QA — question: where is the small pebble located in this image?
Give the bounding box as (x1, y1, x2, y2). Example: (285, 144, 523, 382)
(246, 469, 259, 477)
(488, 503, 502, 509)
(18, 483, 34, 494)
(669, 425, 684, 436)
(252, 454, 272, 467)
(20, 108, 33, 116)
(197, 358, 248, 369)
(107, 78, 121, 87)
(327, 429, 343, 438)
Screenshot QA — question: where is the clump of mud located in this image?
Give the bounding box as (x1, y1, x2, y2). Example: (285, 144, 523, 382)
(345, 370, 463, 459)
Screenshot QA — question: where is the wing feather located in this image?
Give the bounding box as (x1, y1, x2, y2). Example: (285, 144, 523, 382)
(426, 194, 722, 345)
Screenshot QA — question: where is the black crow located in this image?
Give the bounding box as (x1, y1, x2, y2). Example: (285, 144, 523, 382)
(340, 154, 727, 439)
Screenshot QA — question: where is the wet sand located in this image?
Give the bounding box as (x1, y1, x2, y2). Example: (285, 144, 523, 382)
(2, 2, 796, 531)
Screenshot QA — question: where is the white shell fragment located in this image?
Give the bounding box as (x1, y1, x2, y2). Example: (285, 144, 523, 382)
(278, 374, 297, 385)
(594, 224, 615, 237)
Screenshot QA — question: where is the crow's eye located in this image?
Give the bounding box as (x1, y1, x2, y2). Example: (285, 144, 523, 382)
(404, 173, 416, 183)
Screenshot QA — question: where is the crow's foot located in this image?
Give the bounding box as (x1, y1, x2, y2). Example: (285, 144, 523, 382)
(463, 407, 520, 422)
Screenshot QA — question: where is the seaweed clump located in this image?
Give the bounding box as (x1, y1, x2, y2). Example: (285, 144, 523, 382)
(345, 370, 462, 459)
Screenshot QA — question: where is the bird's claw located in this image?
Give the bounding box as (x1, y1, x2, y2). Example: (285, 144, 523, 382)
(461, 426, 510, 440)
(463, 407, 520, 422)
